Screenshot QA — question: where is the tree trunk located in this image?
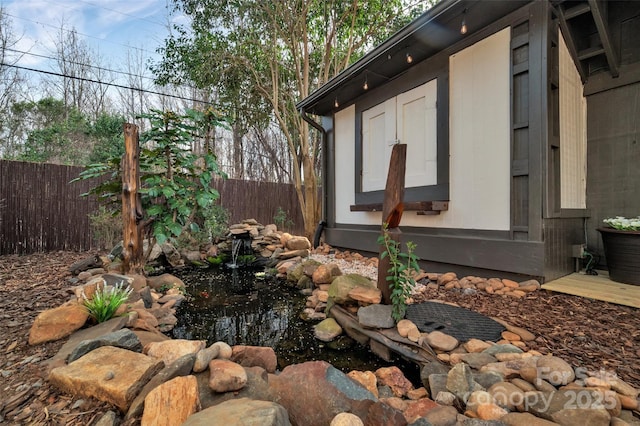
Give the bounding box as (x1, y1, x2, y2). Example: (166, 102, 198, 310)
(122, 123, 144, 275)
(377, 144, 407, 304)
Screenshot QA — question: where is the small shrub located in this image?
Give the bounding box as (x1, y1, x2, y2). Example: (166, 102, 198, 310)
(274, 206, 294, 232)
(82, 281, 133, 323)
(89, 206, 121, 250)
(203, 203, 230, 243)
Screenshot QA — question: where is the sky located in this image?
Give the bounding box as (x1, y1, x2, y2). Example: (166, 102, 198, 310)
(2, 0, 186, 87)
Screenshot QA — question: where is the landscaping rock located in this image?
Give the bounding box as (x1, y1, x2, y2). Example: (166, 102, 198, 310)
(397, 319, 418, 338)
(68, 328, 142, 362)
(328, 274, 377, 305)
(347, 370, 378, 398)
(141, 375, 200, 425)
(312, 263, 342, 284)
(48, 346, 164, 412)
(44, 316, 129, 366)
(146, 273, 185, 292)
(269, 361, 394, 426)
(208, 359, 247, 393)
(446, 363, 476, 403)
(231, 345, 277, 373)
(145, 339, 206, 366)
(331, 412, 364, 426)
(125, 353, 196, 421)
(375, 366, 414, 398)
(348, 286, 382, 305)
(182, 398, 291, 426)
(315, 318, 343, 342)
(536, 356, 575, 386)
(212, 341, 233, 359)
(193, 344, 220, 373)
(425, 331, 459, 352)
(28, 303, 88, 345)
(402, 398, 440, 423)
(357, 304, 395, 329)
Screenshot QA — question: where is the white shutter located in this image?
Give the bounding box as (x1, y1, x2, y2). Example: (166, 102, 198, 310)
(397, 79, 438, 188)
(362, 98, 395, 192)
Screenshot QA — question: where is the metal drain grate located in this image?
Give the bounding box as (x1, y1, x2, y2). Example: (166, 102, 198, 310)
(406, 302, 505, 342)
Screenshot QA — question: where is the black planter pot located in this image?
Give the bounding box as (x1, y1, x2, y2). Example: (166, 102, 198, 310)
(598, 228, 640, 286)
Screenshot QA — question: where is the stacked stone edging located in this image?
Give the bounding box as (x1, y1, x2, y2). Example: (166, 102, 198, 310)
(25, 231, 640, 425)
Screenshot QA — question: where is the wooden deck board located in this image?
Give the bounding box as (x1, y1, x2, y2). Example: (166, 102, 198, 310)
(542, 271, 640, 308)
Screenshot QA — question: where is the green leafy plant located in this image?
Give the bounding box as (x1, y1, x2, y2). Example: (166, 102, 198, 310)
(82, 281, 133, 323)
(203, 203, 230, 242)
(603, 216, 640, 231)
(274, 206, 294, 232)
(73, 108, 229, 261)
(377, 223, 420, 322)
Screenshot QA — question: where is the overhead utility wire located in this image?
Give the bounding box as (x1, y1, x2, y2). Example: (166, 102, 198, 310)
(3, 12, 158, 56)
(73, 0, 167, 28)
(1, 62, 212, 106)
(4, 47, 159, 83)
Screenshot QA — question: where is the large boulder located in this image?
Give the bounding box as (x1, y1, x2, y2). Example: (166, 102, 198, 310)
(269, 361, 406, 426)
(29, 302, 89, 345)
(328, 274, 377, 305)
(48, 346, 164, 412)
(141, 375, 200, 426)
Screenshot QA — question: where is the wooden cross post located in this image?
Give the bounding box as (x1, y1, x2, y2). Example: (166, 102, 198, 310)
(377, 144, 406, 305)
(122, 123, 144, 275)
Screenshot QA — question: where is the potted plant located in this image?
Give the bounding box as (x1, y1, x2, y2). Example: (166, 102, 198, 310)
(598, 216, 640, 285)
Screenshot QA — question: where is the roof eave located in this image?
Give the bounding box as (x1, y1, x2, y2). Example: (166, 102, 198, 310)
(296, 0, 462, 114)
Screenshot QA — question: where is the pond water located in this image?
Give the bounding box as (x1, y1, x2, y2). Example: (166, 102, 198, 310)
(169, 267, 419, 377)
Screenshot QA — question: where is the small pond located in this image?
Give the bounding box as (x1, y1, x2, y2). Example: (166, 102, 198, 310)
(169, 266, 419, 377)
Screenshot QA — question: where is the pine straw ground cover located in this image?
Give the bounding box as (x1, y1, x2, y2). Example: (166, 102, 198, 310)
(0, 251, 638, 424)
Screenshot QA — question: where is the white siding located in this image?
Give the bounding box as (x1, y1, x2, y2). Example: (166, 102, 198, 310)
(446, 26, 511, 230)
(559, 30, 587, 209)
(334, 28, 511, 230)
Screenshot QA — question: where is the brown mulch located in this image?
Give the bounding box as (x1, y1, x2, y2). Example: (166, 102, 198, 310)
(0, 251, 113, 425)
(414, 284, 640, 390)
(0, 251, 639, 425)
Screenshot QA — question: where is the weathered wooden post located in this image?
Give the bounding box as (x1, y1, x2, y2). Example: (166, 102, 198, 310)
(122, 123, 144, 274)
(377, 144, 406, 305)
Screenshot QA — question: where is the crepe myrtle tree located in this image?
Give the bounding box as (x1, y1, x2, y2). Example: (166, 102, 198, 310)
(75, 107, 228, 262)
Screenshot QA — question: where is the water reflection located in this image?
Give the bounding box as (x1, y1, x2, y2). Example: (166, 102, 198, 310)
(171, 268, 292, 348)
(170, 267, 419, 376)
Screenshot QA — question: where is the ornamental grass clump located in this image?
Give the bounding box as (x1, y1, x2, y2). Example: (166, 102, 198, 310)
(82, 281, 133, 323)
(603, 216, 640, 231)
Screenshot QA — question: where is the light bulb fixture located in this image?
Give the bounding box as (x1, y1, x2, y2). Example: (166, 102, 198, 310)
(334, 97, 339, 108)
(363, 73, 369, 90)
(460, 9, 468, 35)
(406, 53, 413, 64)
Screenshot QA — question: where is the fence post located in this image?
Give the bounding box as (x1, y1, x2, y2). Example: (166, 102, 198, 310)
(122, 123, 144, 274)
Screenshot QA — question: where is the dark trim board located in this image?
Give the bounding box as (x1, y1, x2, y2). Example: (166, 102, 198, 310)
(325, 226, 545, 278)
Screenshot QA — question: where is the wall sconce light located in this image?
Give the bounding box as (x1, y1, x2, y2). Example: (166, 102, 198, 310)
(406, 53, 413, 64)
(334, 97, 339, 108)
(460, 9, 468, 35)
(363, 73, 369, 90)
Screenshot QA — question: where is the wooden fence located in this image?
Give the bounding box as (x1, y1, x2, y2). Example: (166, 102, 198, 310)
(0, 159, 304, 255)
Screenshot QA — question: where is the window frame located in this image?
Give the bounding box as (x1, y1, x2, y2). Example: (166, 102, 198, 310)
(354, 57, 450, 205)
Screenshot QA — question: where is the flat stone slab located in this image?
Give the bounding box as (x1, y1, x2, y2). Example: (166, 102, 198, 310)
(48, 346, 164, 412)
